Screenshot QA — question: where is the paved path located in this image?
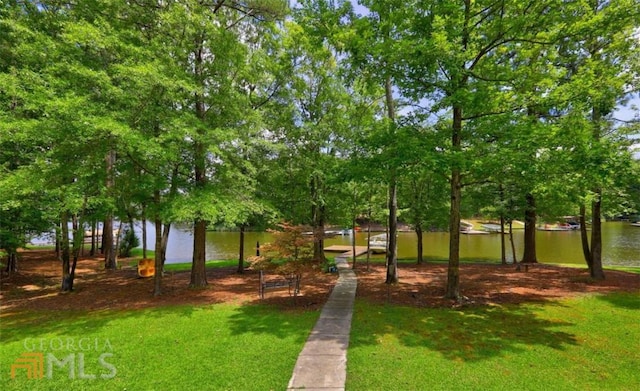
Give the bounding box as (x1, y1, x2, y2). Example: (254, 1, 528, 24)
(287, 256, 356, 391)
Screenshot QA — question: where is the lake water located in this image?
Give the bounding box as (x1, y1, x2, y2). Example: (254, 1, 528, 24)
(138, 222, 639, 267)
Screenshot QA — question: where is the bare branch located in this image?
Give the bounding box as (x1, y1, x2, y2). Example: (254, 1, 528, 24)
(462, 106, 523, 120)
(470, 0, 504, 31)
(213, 0, 225, 14)
(251, 81, 283, 109)
(612, 117, 640, 124)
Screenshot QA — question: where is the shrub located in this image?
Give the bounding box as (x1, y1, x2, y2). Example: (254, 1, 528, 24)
(249, 222, 318, 277)
(119, 228, 140, 258)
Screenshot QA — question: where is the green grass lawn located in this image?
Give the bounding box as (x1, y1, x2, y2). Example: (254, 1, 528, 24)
(3, 252, 638, 390)
(164, 259, 247, 272)
(347, 292, 640, 390)
(120, 251, 248, 271)
(1, 304, 319, 390)
(605, 265, 640, 274)
(24, 245, 57, 250)
(128, 248, 154, 259)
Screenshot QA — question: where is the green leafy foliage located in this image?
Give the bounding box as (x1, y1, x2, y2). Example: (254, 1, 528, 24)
(249, 222, 317, 276)
(1, 0, 638, 290)
(118, 228, 140, 258)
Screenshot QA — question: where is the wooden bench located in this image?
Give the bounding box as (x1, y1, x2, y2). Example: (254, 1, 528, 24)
(259, 271, 301, 299)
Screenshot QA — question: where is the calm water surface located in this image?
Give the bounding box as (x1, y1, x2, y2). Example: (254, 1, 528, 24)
(142, 222, 639, 267)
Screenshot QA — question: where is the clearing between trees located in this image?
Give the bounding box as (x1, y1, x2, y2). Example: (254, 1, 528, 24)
(2, 249, 638, 314)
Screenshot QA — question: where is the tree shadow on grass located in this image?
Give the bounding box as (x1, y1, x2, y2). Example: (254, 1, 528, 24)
(0, 305, 199, 344)
(595, 291, 640, 310)
(226, 304, 320, 344)
(349, 300, 578, 362)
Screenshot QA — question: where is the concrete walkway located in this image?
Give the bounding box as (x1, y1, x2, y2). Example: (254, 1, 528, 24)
(287, 256, 356, 390)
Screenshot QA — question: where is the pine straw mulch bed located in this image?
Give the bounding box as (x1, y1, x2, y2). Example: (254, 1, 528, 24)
(1, 249, 638, 314)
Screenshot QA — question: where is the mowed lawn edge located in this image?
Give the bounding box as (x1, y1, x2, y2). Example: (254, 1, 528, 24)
(347, 292, 640, 391)
(1, 303, 319, 390)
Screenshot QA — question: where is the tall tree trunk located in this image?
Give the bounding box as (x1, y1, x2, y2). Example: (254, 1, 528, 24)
(366, 208, 372, 272)
(445, 0, 472, 299)
(416, 224, 424, 264)
(190, 129, 208, 288)
(386, 175, 398, 283)
(154, 222, 172, 294)
(152, 184, 173, 296)
(310, 174, 327, 263)
(104, 149, 117, 270)
(500, 214, 507, 264)
(521, 193, 538, 263)
(509, 221, 518, 269)
(589, 106, 605, 280)
(153, 206, 163, 296)
(103, 216, 116, 269)
(590, 192, 605, 279)
(142, 210, 147, 259)
(384, 76, 398, 284)
(445, 104, 463, 299)
(238, 225, 245, 273)
(150, 168, 179, 294)
(160, 167, 178, 267)
(99, 221, 104, 254)
(60, 212, 73, 292)
(161, 223, 170, 265)
(351, 215, 357, 268)
(191, 219, 208, 287)
(4, 251, 18, 273)
(72, 214, 80, 260)
(55, 222, 61, 259)
(190, 40, 208, 288)
(499, 184, 506, 264)
(114, 221, 123, 261)
(579, 203, 591, 266)
(351, 187, 357, 268)
(69, 213, 83, 290)
(190, 158, 208, 287)
(90, 220, 96, 256)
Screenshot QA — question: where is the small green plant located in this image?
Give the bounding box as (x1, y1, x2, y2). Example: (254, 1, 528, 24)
(324, 259, 337, 273)
(118, 228, 140, 258)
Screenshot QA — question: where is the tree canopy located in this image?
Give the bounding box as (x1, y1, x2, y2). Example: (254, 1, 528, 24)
(1, 0, 638, 297)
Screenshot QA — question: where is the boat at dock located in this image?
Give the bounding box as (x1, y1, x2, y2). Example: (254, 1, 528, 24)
(461, 229, 490, 235)
(481, 223, 502, 233)
(537, 223, 575, 231)
(303, 229, 350, 237)
(460, 220, 489, 235)
(368, 233, 388, 249)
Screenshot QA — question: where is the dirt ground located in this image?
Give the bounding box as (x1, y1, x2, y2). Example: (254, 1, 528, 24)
(1, 249, 638, 314)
